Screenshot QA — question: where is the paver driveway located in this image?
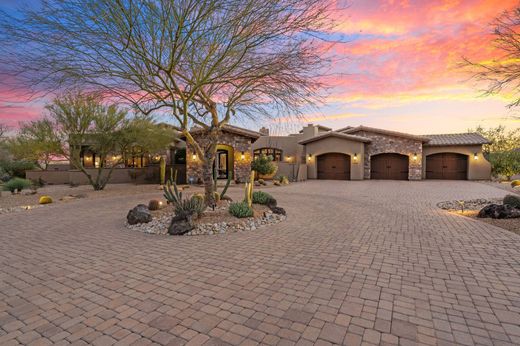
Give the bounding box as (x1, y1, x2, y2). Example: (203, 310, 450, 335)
(1, 181, 520, 346)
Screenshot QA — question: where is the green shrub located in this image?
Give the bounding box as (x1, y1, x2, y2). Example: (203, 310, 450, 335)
(3, 178, 32, 193)
(251, 154, 277, 175)
(503, 194, 520, 208)
(512, 180, 520, 188)
(252, 191, 277, 206)
(229, 201, 254, 218)
(0, 160, 36, 178)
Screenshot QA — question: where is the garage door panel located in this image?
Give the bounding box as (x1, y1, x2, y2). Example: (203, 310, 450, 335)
(317, 153, 350, 180)
(370, 153, 409, 180)
(426, 153, 467, 180)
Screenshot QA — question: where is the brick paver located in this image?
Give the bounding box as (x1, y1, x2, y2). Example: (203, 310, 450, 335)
(1, 180, 519, 345)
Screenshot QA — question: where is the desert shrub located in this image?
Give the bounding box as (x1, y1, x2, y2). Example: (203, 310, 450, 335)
(257, 178, 266, 185)
(175, 197, 205, 218)
(148, 199, 161, 210)
(3, 177, 32, 192)
(512, 180, 520, 188)
(39, 195, 53, 204)
(251, 154, 277, 175)
(503, 194, 520, 208)
(229, 201, 254, 218)
(275, 175, 289, 184)
(0, 160, 36, 178)
(252, 191, 276, 206)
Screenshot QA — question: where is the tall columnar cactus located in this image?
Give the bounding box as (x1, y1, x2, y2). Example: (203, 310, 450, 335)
(244, 171, 255, 207)
(159, 157, 166, 185)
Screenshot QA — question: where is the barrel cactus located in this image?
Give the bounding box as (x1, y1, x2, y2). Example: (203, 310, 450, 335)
(148, 199, 161, 211)
(39, 196, 53, 204)
(512, 180, 520, 188)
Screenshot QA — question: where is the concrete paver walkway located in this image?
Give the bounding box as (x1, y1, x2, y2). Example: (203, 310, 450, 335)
(1, 180, 519, 345)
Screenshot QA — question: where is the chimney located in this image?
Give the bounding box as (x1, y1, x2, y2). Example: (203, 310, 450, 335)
(259, 127, 269, 136)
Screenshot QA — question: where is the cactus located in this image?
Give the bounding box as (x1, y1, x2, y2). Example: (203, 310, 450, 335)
(220, 175, 232, 199)
(163, 177, 182, 205)
(244, 170, 255, 207)
(148, 199, 161, 210)
(192, 193, 205, 204)
(214, 191, 221, 203)
(39, 195, 53, 204)
(159, 157, 166, 185)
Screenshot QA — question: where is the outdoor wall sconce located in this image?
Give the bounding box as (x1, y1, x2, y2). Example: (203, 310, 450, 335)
(413, 153, 417, 161)
(286, 156, 292, 162)
(192, 153, 197, 160)
(474, 153, 478, 160)
(241, 151, 245, 160)
(308, 154, 312, 161)
(353, 153, 358, 161)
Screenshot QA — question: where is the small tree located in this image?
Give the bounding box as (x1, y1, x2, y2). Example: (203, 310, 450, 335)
(8, 119, 61, 170)
(472, 125, 520, 180)
(487, 151, 520, 180)
(251, 154, 277, 176)
(36, 93, 174, 190)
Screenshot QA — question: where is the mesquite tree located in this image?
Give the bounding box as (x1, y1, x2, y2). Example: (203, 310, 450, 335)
(0, 0, 336, 203)
(464, 6, 520, 110)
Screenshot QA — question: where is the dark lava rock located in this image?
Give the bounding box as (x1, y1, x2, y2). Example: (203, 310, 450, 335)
(477, 204, 520, 219)
(127, 204, 152, 225)
(269, 206, 286, 216)
(168, 215, 195, 235)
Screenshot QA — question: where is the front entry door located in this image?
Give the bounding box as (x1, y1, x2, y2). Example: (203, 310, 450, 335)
(215, 150, 229, 179)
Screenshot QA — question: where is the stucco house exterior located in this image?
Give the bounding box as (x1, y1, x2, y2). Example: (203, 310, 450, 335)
(252, 124, 492, 181)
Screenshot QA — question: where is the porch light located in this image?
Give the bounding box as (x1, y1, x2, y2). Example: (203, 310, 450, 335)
(474, 152, 478, 160)
(307, 154, 312, 161)
(413, 153, 417, 161)
(192, 153, 197, 160)
(353, 153, 358, 161)
(241, 151, 245, 160)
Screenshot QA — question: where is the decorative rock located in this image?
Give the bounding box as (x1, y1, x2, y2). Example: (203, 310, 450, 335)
(168, 215, 195, 235)
(477, 204, 520, 219)
(127, 204, 152, 225)
(269, 206, 286, 215)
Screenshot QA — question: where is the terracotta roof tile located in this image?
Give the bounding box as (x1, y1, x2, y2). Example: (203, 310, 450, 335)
(424, 133, 490, 146)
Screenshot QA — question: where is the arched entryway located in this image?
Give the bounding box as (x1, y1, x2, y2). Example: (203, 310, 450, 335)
(317, 153, 351, 180)
(370, 153, 409, 180)
(426, 153, 468, 180)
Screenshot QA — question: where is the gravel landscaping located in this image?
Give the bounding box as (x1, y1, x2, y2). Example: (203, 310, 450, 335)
(437, 197, 520, 235)
(126, 201, 286, 235)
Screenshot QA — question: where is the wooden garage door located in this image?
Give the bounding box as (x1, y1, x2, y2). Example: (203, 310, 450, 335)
(317, 153, 350, 180)
(426, 153, 468, 180)
(370, 153, 409, 180)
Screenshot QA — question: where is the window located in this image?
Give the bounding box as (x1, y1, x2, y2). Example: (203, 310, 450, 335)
(253, 148, 283, 161)
(125, 146, 150, 168)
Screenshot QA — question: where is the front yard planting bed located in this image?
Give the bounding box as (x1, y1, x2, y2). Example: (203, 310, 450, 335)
(438, 198, 520, 235)
(126, 200, 286, 236)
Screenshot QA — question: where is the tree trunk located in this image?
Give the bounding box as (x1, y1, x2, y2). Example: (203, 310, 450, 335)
(201, 129, 219, 206)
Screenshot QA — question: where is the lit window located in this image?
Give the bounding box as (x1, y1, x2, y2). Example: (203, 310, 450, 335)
(253, 148, 283, 161)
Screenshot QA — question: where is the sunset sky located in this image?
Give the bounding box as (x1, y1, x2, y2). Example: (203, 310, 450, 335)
(1, 0, 520, 135)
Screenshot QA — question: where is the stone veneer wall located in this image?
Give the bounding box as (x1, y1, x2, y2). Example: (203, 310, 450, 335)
(354, 131, 423, 180)
(186, 131, 253, 184)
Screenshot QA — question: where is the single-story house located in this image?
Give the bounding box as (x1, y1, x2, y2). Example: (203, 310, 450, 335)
(252, 124, 492, 181)
(26, 122, 492, 185)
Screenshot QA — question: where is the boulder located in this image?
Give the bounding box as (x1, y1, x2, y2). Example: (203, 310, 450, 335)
(127, 204, 152, 225)
(269, 206, 286, 216)
(168, 214, 195, 235)
(477, 204, 520, 219)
